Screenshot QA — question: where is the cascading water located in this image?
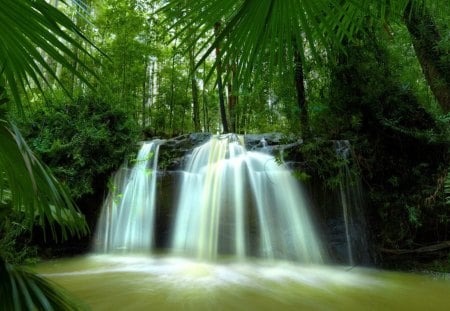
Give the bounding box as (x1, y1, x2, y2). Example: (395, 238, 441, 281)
(94, 140, 163, 253)
(36, 136, 450, 311)
(94, 134, 324, 263)
(172, 134, 325, 263)
(335, 140, 370, 265)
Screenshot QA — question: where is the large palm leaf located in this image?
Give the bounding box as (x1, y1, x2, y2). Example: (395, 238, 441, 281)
(162, 0, 438, 87)
(0, 257, 88, 311)
(0, 119, 88, 240)
(0, 0, 91, 242)
(0, 0, 98, 114)
(0, 0, 96, 309)
(164, 0, 336, 86)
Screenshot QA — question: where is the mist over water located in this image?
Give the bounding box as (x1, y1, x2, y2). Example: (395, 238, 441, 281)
(55, 135, 450, 310)
(36, 255, 450, 311)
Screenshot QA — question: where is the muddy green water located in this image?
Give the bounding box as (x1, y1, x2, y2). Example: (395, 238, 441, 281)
(35, 255, 450, 311)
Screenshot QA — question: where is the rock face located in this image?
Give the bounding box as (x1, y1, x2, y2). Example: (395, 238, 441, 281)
(151, 133, 373, 265)
(244, 133, 297, 149)
(157, 133, 212, 170)
(155, 132, 302, 171)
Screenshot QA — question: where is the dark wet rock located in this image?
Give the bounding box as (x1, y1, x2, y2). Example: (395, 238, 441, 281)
(154, 132, 304, 170)
(157, 133, 212, 170)
(244, 133, 298, 151)
(154, 171, 183, 248)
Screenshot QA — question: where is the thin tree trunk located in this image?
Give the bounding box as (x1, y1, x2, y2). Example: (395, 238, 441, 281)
(181, 81, 190, 133)
(404, 2, 450, 112)
(142, 58, 149, 129)
(217, 75, 229, 133)
(242, 96, 249, 134)
(227, 63, 238, 133)
(169, 47, 176, 134)
(215, 22, 229, 133)
(156, 61, 165, 134)
(202, 62, 210, 132)
(189, 47, 201, 132)
(293, 46, 309, 138)
(148, 59, 155, 128)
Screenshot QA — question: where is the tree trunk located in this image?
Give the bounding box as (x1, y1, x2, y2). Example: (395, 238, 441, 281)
(227, 63, 238, 133)
(189, 47, 201, 132)
(148, 59, 156, 128)
(141, 58, 148, 129)
(156, 61, 165, 134)
(202, 62, 210, 132)
(169, 47, 176, 134)
(215, 22, 229, 133)
(293, 47, 309, 138)
(404, 2, 450, 112)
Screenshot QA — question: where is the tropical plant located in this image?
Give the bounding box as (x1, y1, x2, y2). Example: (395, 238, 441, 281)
(20, 95, 139, 201)
(166, 1, 445, 79)
(0, 0, 96, 113)
(0, 0, 97, 309)
(162, 0, 449, 131)
(0, 257, 87, 311)
(0, 119, 87, 238)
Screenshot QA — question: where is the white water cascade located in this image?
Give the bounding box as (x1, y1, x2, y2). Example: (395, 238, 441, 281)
(94, 135, 325, 263)
(335, 140, 370, 265)
(94, 140, 163, 253)
(172, 134, 325, 263)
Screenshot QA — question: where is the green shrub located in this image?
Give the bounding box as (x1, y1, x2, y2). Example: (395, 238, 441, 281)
(0, 210, 37, 265)
(19, 96, 139, 200)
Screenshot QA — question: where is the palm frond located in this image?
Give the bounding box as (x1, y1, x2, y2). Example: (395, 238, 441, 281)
(0, 0, 99, 114)
(0, 1, 93, 308)
(0, 119, 88, 241)
(162, 0, 339, 88)
(0, 257, 88, 311)
(162, 0, 436, 88)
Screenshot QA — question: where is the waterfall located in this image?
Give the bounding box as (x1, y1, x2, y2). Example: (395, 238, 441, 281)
(94, 140, 163, 253)
(171, 134, 325, 263)
(335, 140, 370, 265)
(94, 135, 325, 264)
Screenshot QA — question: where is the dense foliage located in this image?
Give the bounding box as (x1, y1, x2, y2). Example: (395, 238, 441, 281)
(0, 0, 449, 280)
(20, 95, 139, 201)
(0, 0, 95, 308)
(324, 26, 450, 265)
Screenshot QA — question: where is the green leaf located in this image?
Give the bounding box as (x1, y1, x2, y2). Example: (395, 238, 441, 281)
(0, 258, 88, 311)
(0, 120, 88, 241)
(0, 0, 101, 114)
(161, 0, 433, 89)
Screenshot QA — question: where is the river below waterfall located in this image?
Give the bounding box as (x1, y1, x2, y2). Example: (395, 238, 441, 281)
(39, 135, 449, 310)
(34, 255, 450, 311)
